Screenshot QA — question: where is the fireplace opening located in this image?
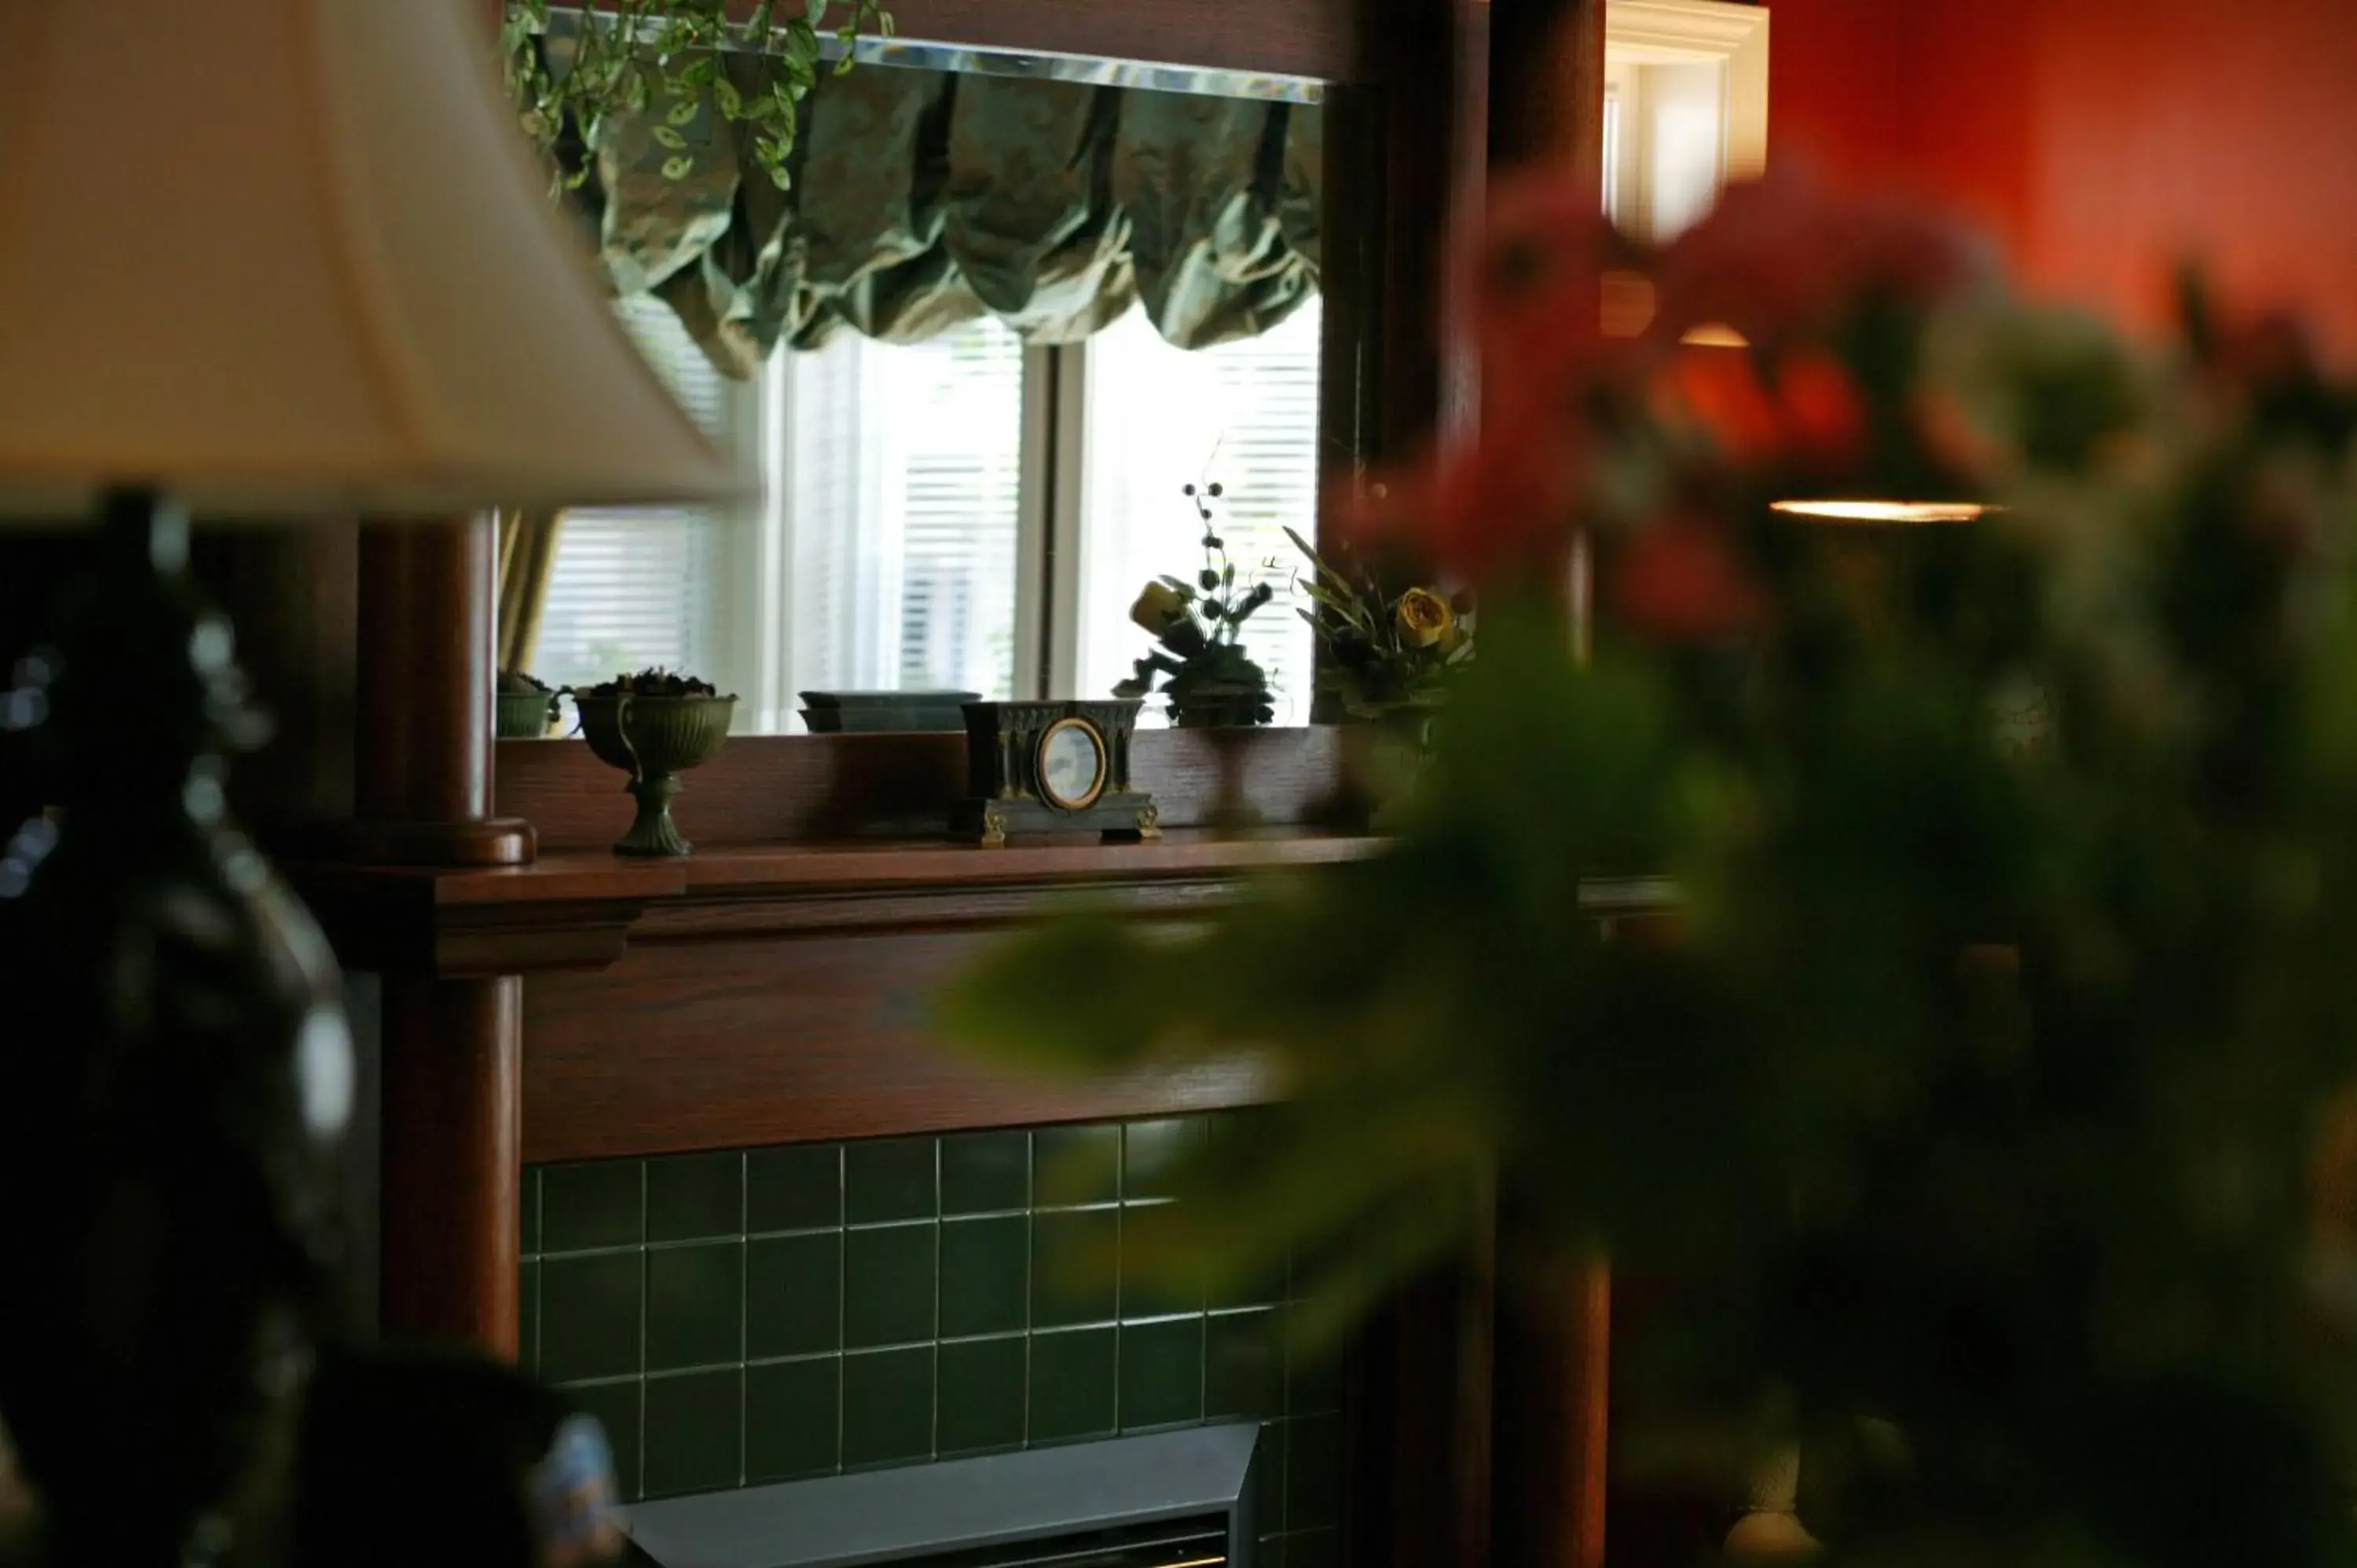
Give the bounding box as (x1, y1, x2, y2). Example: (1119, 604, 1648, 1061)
(619, 1423, 1263, 1568)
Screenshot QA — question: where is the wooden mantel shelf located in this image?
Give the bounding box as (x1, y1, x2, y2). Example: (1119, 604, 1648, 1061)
(293, 829, 1384, 977)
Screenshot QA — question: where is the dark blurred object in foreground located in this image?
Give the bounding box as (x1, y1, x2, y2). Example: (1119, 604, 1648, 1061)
(295, 1348, 625, 1568)
(0, 497, 353, 1565)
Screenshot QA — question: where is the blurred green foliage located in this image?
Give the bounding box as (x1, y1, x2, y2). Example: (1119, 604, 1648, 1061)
(940, 170, 2357, 1564)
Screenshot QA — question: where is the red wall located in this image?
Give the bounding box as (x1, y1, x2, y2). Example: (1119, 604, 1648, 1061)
(1769, 0, 2357, 355)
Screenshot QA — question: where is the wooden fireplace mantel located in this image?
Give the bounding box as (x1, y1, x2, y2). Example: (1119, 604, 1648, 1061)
(291, 727, 1391, 1168)
(295, 829, 1384, 973)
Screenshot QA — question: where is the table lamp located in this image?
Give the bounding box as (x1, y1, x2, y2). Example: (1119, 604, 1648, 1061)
(0, 3, 737, 1562)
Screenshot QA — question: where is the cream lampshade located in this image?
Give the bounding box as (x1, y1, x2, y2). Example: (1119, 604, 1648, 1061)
(0, 3, 731, 1562)
(0, 0, 739, 518)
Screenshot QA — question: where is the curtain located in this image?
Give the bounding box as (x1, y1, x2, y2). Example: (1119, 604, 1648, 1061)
(496, 508, 565, 675)
(570, 57, 1324, 379)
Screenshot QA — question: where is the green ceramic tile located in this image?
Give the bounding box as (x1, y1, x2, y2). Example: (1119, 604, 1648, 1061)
(843, 1223, 936, 1349)
(1120, 1221, 1201, 1321)
(845, 1137, 937, 1225)
(541, 1160, 643, 1252)
(1122, 1119, 1193, 1201)
(539, 1251, 642, 1383)
(520, 1167, 542, 1255)
(1254, 1419, 1288, 1533)
(842, 1348, 934, 1467)
(1203, 1236, 1284, 1313)
(1287, 1230, 1358, 1302)
(1032, 1208, 1117, 1328)
(647, 1241, 743, 1372)
(566, 1380, 643, 1504)
(1028, 1328, 1115, 1443)
(519, 1260, 541, 1378)
(940, 1130, 1029, 1215)
(747, 1232, 841, 1359)
(1287, 1413, 1345, 1530)
(647, 1151, 743, 1243)
(939, 1216, 1027, 1339)
(746, 1357, 840, 1482)
(1036, 1124, 1120, 1207)
(1206, 1310, 1283, 1421)
(1119, 1317, 1204, 1431)
(1286, 1305, 1345, 1416)
(936, 1336, 1026, 1456)
(1287, 1530, 1340, 1568)
(643, 1369, 742, 1497)
(747, 1145, 841, 1233)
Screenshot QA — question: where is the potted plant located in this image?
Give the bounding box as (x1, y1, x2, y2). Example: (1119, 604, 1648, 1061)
(500, 0, 893, 196)
(1290, 528, 1472, 731)
(1114, 482, 1279, 729)
(496, 670, 566, 738)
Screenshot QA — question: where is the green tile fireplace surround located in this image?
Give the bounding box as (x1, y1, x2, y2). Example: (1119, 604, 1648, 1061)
(522, 1116, 1344, 1567)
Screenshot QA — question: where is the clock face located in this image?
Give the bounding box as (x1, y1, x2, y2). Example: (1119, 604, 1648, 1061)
(1036, 718, 1109, 811)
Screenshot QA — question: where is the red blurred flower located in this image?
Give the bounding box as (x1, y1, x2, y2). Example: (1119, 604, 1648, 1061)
(1649, 163, 1989, 350)
(1655, 350, 1784, 462)
(1651, 345, 1866, 468)
(1776, 350, 1868, 467)
(1341, 395, 1588, 585)
(1611, 518, 1765, 643)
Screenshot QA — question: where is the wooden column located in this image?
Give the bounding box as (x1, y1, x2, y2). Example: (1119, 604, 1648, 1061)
(379, 973, 523, 1352)
(1479, 10, 1615, 1562)
(1487, 0, 1607, 181)
(357, 517, 530, 1356)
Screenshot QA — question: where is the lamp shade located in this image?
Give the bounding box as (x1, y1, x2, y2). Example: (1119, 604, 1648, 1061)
(0, 1, 742, 520)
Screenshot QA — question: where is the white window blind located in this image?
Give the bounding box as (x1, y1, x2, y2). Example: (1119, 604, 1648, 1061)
(772, 317, 1025, 712)
(1076, 299, 1325, 723)
(533, 295, 746, 694)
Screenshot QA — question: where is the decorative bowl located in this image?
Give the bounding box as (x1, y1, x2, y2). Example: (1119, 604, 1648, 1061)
(571, 691, 736, 856)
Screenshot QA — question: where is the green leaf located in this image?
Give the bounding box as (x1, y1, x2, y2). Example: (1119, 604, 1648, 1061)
(713, 75, 742, 116)
(662, 153, 695, 180)
(651, 124, 688, 149)
(665, 97, 699, 126)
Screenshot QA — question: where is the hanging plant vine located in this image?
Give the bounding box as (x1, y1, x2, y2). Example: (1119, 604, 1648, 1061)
(501, 0, 894, 193)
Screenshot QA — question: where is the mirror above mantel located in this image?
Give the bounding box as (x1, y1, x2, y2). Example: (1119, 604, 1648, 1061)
(497, 27, 1341, 734)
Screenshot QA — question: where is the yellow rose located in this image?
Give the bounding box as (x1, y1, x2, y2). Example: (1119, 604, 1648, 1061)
(1395, 587, 1453, 648)
(1130, 581, 1189, 636)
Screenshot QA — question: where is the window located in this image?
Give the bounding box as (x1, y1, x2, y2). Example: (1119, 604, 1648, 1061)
(1074, 299, 1325, 724)
(533, 295, 760, 695)
(764, 318, 1026, 727)
(533, 297, 1325, 731)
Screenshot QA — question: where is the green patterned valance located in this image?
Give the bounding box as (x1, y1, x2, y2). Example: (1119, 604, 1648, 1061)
(570, 57, 1323, 379)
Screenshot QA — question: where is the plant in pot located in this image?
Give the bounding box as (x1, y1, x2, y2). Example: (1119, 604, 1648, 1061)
(1291, 530, 1473, 819)
(496, 669, 566, 738)
(1292, 529, 1473, 729)
(572, 668, 736, 856)
(1115, 482, 1279, 729)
